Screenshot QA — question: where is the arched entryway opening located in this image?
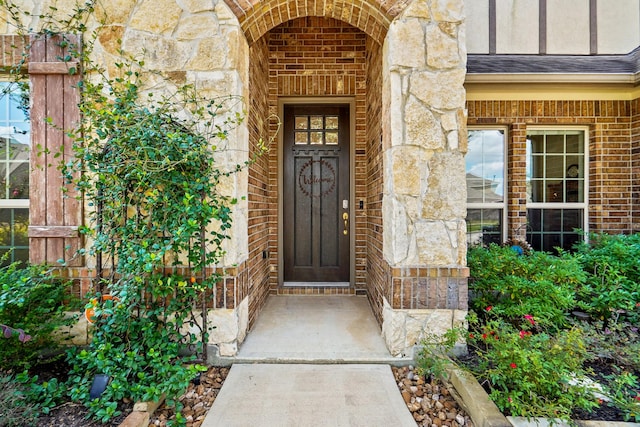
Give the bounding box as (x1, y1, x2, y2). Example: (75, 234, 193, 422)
(236, 2, 391, 332)
(233, 0, 469, 357)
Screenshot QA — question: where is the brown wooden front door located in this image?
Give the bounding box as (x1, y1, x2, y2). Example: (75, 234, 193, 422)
(283, 104, 350, 283)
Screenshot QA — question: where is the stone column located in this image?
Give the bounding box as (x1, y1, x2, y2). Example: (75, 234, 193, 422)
(96, 0, 252, 357)
(380, 0, 469, 356)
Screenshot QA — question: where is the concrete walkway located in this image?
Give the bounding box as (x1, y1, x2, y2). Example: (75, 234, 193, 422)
(232, 295, 410, 364)
(203, 295, 416, 426)
(202, 364, 417, 427)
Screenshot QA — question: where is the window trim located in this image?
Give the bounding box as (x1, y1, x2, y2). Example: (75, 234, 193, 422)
(525, 126, 590, 247)
(0, 81, 30, 263)
(466, 125, 509, 244)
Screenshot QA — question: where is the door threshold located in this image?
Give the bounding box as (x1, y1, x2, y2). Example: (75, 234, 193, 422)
(283, 281, 350, 287)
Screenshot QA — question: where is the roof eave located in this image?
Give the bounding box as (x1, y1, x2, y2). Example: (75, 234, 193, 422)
(465, 72, 640, 85)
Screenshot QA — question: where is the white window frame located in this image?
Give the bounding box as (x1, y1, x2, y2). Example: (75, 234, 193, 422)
(0, 81, 30, 263)
(525, 126, 589, 249)
(466, 126, 508, 245)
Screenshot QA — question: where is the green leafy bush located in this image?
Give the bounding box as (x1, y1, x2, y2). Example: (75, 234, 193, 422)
(466, 316, 598, 419)
(0, 261, 76, 370)
(0, 374, 40, 427)
(467, 244, 583, 329)
(573, 233, 640, 324)
(67, 289, 206, 423)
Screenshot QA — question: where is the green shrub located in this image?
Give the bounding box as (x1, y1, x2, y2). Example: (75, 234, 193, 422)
(468, 244, 583, 329)
(67, 284, 206, 424)
(466, 317, 598, 420)
(0, 374, 40, 427)
(573, 233, 640, 324)
(0, 261, 77, 370)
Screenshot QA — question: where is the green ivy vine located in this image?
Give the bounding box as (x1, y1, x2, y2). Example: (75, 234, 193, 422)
(2, 0, 271, 424)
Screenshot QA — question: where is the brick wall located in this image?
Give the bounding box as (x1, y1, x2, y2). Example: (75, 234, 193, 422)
(247, 37, 272, 327)
(365, 38, 469, 317)
(632, 97, 640, 230)
(467, 100, 634, 236)
(225, 0, 407, 45)
(364, 36, 385, 322)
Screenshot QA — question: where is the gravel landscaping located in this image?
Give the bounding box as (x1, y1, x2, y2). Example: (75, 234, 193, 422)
(147, 365, 473, 427)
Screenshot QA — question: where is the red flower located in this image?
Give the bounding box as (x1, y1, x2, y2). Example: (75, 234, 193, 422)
(635, 395, 640, 402)
(519, 330, 531, 339)
(468, 333, 475, 339)
(486, 306, 493, 312)
(510, 363, 517, 369)
(508, 397, 513, 403)
(524, 314, 535, 325)
(494, 335, 499, 340)
(482, 333, 488, 340)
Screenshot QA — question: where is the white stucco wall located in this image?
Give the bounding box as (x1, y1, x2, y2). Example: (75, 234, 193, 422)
(495, 0, 539, 54)
(465, 0, 489, 54)
(597, 0, 640, 54)
(466, 0, 640, 55)
(546, 0, 590, 54)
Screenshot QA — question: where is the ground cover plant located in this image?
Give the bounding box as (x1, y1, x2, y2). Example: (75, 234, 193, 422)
(419, 235, 640, 423)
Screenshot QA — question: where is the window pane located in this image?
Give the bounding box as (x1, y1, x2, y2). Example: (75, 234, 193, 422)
(466, 208, 503, 247)
(543, 209, 561, 231)
(566, 180, 582, 202)
(546, 134, 564, 153)
(295, 116, 308, 129)
(0, 209, 11, 246)
(562, 209, 582, 232)
(14, 208, 28, 246)
(325, 131, 338, 145)
(546, 180, 563, 203)
(466, 130, 505, 204)
(526, 129, 586, 241)
(545, 155, 564, 178)
(9, 163, 29, 199)
(310, 116, 323, 130)
(0, 83, 30, 264)
(310, 132, 323, 144)
(325, 116, 338, 129)
(529, 134, 544, 154)
(528, 178, 544, 203)
(295, 132, 308, 144)
(527, 208, 584, 252)
(566, 133, 584, 153)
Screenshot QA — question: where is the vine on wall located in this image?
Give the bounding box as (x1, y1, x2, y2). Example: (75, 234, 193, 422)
(2, 0, 269, 423)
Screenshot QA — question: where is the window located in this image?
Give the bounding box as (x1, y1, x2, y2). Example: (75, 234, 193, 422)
(526, 129, 586, 252)
(466, 128, 506, 246)
(0, 82, 29, 264)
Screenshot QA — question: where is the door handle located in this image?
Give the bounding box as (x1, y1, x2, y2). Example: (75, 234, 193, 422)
(343, 212, 348, 235)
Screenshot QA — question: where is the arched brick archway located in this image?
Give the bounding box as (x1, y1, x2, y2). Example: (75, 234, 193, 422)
(240, 0, 469, 357)
(222, 0, 412, 44)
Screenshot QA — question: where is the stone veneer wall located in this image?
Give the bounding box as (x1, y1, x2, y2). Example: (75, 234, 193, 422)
(378, 0, 469, 356)
(2, 1, 258, 356)
(467, 100, 635, 236)
(632, 98, 640, 231)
